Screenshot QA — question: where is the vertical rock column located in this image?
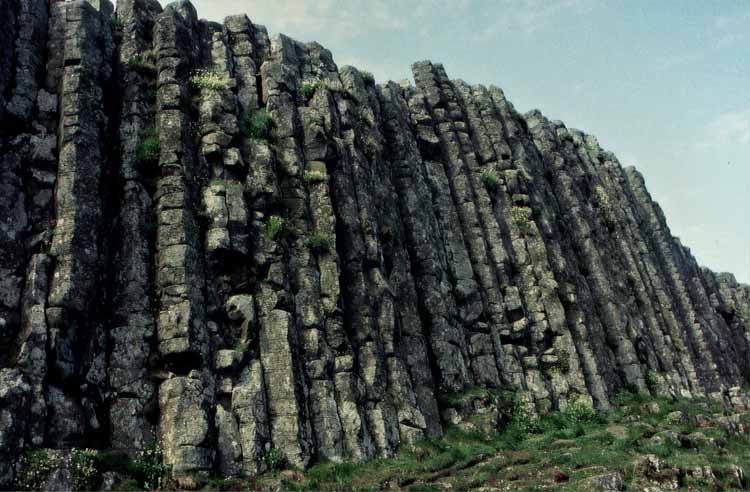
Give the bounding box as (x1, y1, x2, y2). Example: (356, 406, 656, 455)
(297, 67, 379, 462)
(223, 13, 276, 477)
(153, 2, 213, 477)
(298, 71, 348, 461)
(379, 81, 466, 435)
(625, 167, 736, 397)
(46, 0, 112, 446)
(412, 62, 532, 403)
(453, 81, 591, 410)
(256, 32, 314, 469)
(575, 135, 700, 396)
(0, 0, 48, 367)
(524, 115, 653, 396)
(109, 0, 162, 453)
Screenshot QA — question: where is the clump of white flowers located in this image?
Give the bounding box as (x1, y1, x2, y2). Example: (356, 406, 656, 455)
(16, 450, 53, 491)
(133, 441, 169, 490)
(190, 69, 230, 92)
(70, 448, 99, 491)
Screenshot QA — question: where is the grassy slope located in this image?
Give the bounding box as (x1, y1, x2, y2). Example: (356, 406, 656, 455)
(219, 391, 750, 492)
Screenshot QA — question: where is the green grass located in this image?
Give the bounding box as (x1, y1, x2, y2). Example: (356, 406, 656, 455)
(300, 81, 319, 100)
(480, 169, 500, 191)
(308, 233, 332, 254)
(303, 170, 328, 183)
(126, 55, 156, 76)
(20, 390, 750, 492)
(266, 215, 285, 241)
(259, 389, 750, 491)
(137, 127, 160, 162)
(240, 108, 273, 140)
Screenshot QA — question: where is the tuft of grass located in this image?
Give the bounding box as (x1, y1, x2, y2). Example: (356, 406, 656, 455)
(303, 170, 327, 184)
(126, 55, 156, 76)
(510, 207, 533, 235)
(190, 69, 230, 92)
(300, 81, 319, 100)
(263, 448, 285, 471)
(111, 16, 123, 31)
(480, 169, 500, 191)
(562, 398, 603, 425)
(240, 108, 273, 140)
(266, 215, 285, 241)
(137, 128, 160, 162)
(308, 233, 332, 254)
(234, 341, 249, 353)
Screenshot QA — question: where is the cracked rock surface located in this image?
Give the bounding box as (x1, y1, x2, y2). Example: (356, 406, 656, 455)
(0, 0, 748, 485)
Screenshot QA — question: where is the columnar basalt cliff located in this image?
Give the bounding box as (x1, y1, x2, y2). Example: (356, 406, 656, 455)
(1, 0, 749, 486)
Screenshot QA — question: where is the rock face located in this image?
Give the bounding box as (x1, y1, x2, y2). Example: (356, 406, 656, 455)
(0, 0, 748, 485)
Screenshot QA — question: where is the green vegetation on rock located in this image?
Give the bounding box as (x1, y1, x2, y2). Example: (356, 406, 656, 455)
(240, 108, 273, 140)
(137, 127, 160, 162)
(266, 215, 285, 241)
(308, 233, 333, 254)
(300, 81, 319, 100)
(70, 449, 99, 491)
(303, 170, 328, 183)
(16, 450, 52, 491)
(480, 169, 500, 191)
(190, 69, 230, 92)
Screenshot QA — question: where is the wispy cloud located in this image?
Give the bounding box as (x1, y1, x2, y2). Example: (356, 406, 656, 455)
(188, 0, 588, 44)
(713, 9, 749, 48)
(700, 109, 750, 148)
(469, 0, 592, 41)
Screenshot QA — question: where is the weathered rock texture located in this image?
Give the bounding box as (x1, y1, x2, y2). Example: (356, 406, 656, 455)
(0, 0, 748, 484)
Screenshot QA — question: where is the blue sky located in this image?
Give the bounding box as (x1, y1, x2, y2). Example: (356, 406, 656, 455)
(168, 0, 749, 282)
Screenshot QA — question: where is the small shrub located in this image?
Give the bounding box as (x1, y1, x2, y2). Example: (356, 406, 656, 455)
(263, 447, 285, 471)
(481, 169, 500, 191)
(266, 215, 285, 241)
(126, 55, 156, 76)
(240, 108, 273, 140)
(70, 448, 99, 491)
(234, 341, 249, 353)
(137, 128, 160, 162)
(510, 207, 533, 234)
(563, 398, 601, 424)
(190, 69, 230, 92)
(646, 370, 660, 389)
(16, 449, 53, 491)
(300, 81, 318, 100)
(303, 170, 327, 183)
(111, 16, 123, 31)
(308, 233, 332, 254)
(131, 441, 168, 491)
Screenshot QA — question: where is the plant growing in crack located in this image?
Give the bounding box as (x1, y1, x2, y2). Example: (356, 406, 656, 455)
(481, 169, 500, 192)
(240, 108, 273, 140)
(190, 69, 230, 92)
(266, 215, 285, 241)
(137, 127, 160, 162)
(303, 170, 327, 183)
(308, 233, 332, 254)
